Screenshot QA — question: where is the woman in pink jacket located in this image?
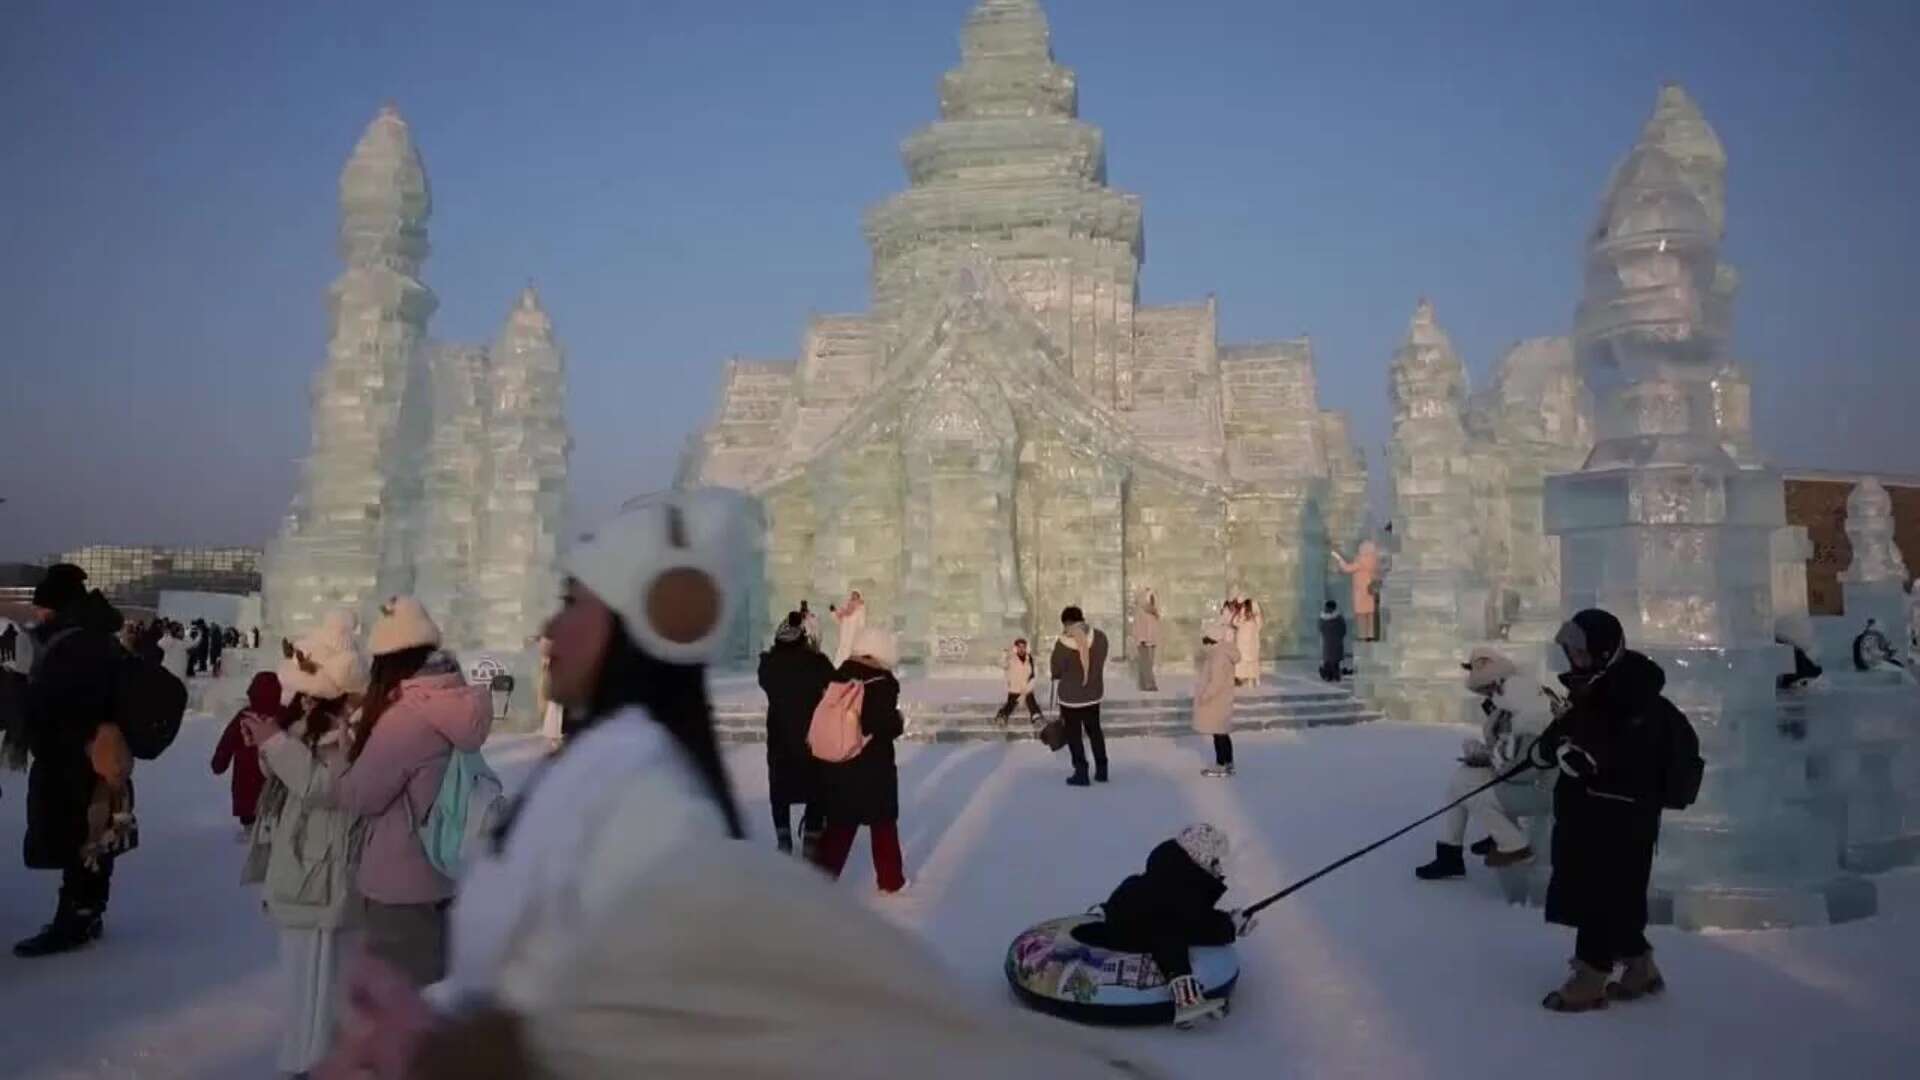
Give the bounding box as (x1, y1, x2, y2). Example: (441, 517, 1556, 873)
(334, 596, 491, 987)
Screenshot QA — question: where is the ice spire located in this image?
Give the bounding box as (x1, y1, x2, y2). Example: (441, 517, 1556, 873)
(470, 283, 570, 655)
(1635, 83, 1726, 238)
(1844, 478, 1908, 585)
(1359, 299, 1487, 723)
(263, 104, 439, 640)
(943, 0, 1073, 121)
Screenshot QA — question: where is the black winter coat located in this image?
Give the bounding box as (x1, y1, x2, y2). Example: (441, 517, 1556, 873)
(1533, 649, 1673, 930)
(757, 641, 834, 807)
(1100, 840, 1236, 951)
(23, 616, 121, 870)
(816, 660, 903, 826)
(1318, 614, 1347, 668)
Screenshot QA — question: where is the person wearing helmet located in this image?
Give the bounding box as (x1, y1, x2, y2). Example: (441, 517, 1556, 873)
(1093, 824, 1256, 1028)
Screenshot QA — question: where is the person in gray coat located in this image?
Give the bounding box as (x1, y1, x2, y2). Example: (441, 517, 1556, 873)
(1049, 606, 1109, 787)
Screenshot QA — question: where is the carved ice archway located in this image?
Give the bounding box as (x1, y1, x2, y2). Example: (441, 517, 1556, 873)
(897, 347, 1026, 670)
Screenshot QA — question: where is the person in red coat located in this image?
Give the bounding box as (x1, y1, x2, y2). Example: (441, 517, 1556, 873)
(211, 671, 281, 830)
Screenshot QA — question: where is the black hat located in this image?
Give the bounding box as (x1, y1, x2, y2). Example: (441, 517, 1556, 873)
(32, 563, 88, 612)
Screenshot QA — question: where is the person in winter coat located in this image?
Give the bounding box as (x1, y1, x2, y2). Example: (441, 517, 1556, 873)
(1193, 624, 1239, 778)
(157, 624, 189, 681)
(1050, 606, 1110, 787)
(1317, 601, 1347, 682)
(813, 626, 908, 893)
(799, 600, 822, 652)
(0, 622, 17, 665)
(211, 671, 280, 833)
(187, 619, 208, 677)
(1095, 824, 1255, 1027)
(13, 564, 127, 958)
(1132, 588, 1161, 692)
(320, 490, 756, 1078)
(994, 637, 1041, 725)
(829, 589, 866, 668)
(1332, 541, 1382, 642)
(1525, 609, 1678, 1012)
(535, 637, 565, 754)
(1414, 647, 1559, 880)
(241, 612, 368, 1076)
(1232, 596, 1263, 686)
(331, 596, 490, 987)
(1852, 618, 1905, 672)
(758, 612, 833, 855)
(208, 620, 226, 677)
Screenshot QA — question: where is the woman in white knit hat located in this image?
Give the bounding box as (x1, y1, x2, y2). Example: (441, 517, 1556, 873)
(811, 624, 907, 894)
(330, 595, 491, 988)
(239, 609, 369, 1078)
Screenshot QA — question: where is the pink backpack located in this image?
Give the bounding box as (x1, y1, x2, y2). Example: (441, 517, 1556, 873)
(808, 678, 877, 763)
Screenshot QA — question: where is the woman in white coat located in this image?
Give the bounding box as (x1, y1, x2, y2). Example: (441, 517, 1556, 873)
(1232, 596, 1264, 686)
(322, 490, 1154, 1080)
(829, 589, 866, 668)
(1193, 622, 1240, 778)
(242, 609, 368, 1077)
(1132, 588, 1161, 692)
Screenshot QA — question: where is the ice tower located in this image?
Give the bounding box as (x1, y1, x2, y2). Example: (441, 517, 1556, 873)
(265, 105, 438, 640)
(682, 0, 1365, 669)
(471, 286, 571, 656)
(1544, 85, 1874, 927)
(1840, 478, 1911, 662)
(1359, 300, 1488, 724)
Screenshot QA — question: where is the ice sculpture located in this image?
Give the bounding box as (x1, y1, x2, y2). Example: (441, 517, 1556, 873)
(470, 286, 570, 657)
(264, 107, 572, 695)
(1466, 337, 1593, 643)
(411, 343, 491, 651)
(264, 105, 438, 641)
(1840, 478, 1911, 663)
(1543, 85, 1874, 927)
(680, 0, 1364, 670)
(1357, 301, 1488, 724)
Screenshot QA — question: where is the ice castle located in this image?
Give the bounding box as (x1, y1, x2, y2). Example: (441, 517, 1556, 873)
(263, 105, 570, 668)
(682, 0, 1368, 670)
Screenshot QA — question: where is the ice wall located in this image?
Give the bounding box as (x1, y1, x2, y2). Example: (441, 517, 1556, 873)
(264, 105, 438, 640)
(1544, 85, 1873, 928)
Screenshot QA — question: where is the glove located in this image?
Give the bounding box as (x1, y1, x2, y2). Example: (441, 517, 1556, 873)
(1527, 736, 1559, 771)
(1231, 908, 1258, 938)
(1556, 742, 1598, 780)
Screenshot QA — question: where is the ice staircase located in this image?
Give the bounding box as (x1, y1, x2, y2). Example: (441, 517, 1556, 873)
(712, 676, 1382, 745)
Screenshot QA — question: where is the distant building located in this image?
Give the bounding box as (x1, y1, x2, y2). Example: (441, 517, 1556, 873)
(50, 545, 262, 610)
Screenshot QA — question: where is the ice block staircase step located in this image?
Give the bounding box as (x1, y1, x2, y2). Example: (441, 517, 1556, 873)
(711, 679, 1381, 744)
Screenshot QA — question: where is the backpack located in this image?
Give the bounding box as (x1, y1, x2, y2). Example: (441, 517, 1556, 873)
(416, 749, 510, 879)
(808, 678, 878, 763)
(1656, 702, 1704, 811)
(114, 655, 186, 761)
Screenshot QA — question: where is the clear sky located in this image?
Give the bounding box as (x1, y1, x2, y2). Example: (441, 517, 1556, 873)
(3, 0, 1916, 561)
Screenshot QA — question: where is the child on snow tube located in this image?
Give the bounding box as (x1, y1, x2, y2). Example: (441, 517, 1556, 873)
(1087, 824, 1256, 1025)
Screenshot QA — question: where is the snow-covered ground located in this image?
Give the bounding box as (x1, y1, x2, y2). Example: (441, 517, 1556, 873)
(2, 703, 1916, 1079)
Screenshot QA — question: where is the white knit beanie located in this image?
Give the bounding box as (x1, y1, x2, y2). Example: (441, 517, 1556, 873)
(564, 488, 752, 665)
(1176, 823, 1229, 880)
(369, 595, 441, 657)
(279, 609, 370, 702)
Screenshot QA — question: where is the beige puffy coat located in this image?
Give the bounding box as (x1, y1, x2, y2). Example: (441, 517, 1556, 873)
(1191, 636, 1239, 736)
(257, 723, 361, 930)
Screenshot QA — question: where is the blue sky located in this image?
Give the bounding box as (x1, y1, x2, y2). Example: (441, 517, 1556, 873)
(3, 0, 1916, 560)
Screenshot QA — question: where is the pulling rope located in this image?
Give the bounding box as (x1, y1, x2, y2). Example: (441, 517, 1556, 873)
(1242, 760, 1536, 919)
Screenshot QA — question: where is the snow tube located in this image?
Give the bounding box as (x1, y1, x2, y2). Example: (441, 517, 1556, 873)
(1004, 914, 1239, 1026)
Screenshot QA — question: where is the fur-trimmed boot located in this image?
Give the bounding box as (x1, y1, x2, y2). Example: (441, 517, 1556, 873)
(1608, 951, 1666, 1001)
(1542, 959, 1611, 1013)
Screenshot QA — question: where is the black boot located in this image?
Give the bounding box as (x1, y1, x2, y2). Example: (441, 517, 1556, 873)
(775, 828, 794, 855)
(1469, 837, 1495, 857)
(13, 908, 102, 959)
(1414, 843, 1466, 881)
(1066, 771, 1091, 787)
(1094, 765, 1109, 784)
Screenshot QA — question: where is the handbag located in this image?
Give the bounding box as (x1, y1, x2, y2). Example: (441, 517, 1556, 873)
(1035, 681, 1067, 752)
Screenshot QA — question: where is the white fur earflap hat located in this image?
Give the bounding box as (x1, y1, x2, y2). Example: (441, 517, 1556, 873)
(850, 627, 898, 670)
(279, 609, 370, 702)
(565, 488, 752, 665)
(369, 595, 442, 657)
